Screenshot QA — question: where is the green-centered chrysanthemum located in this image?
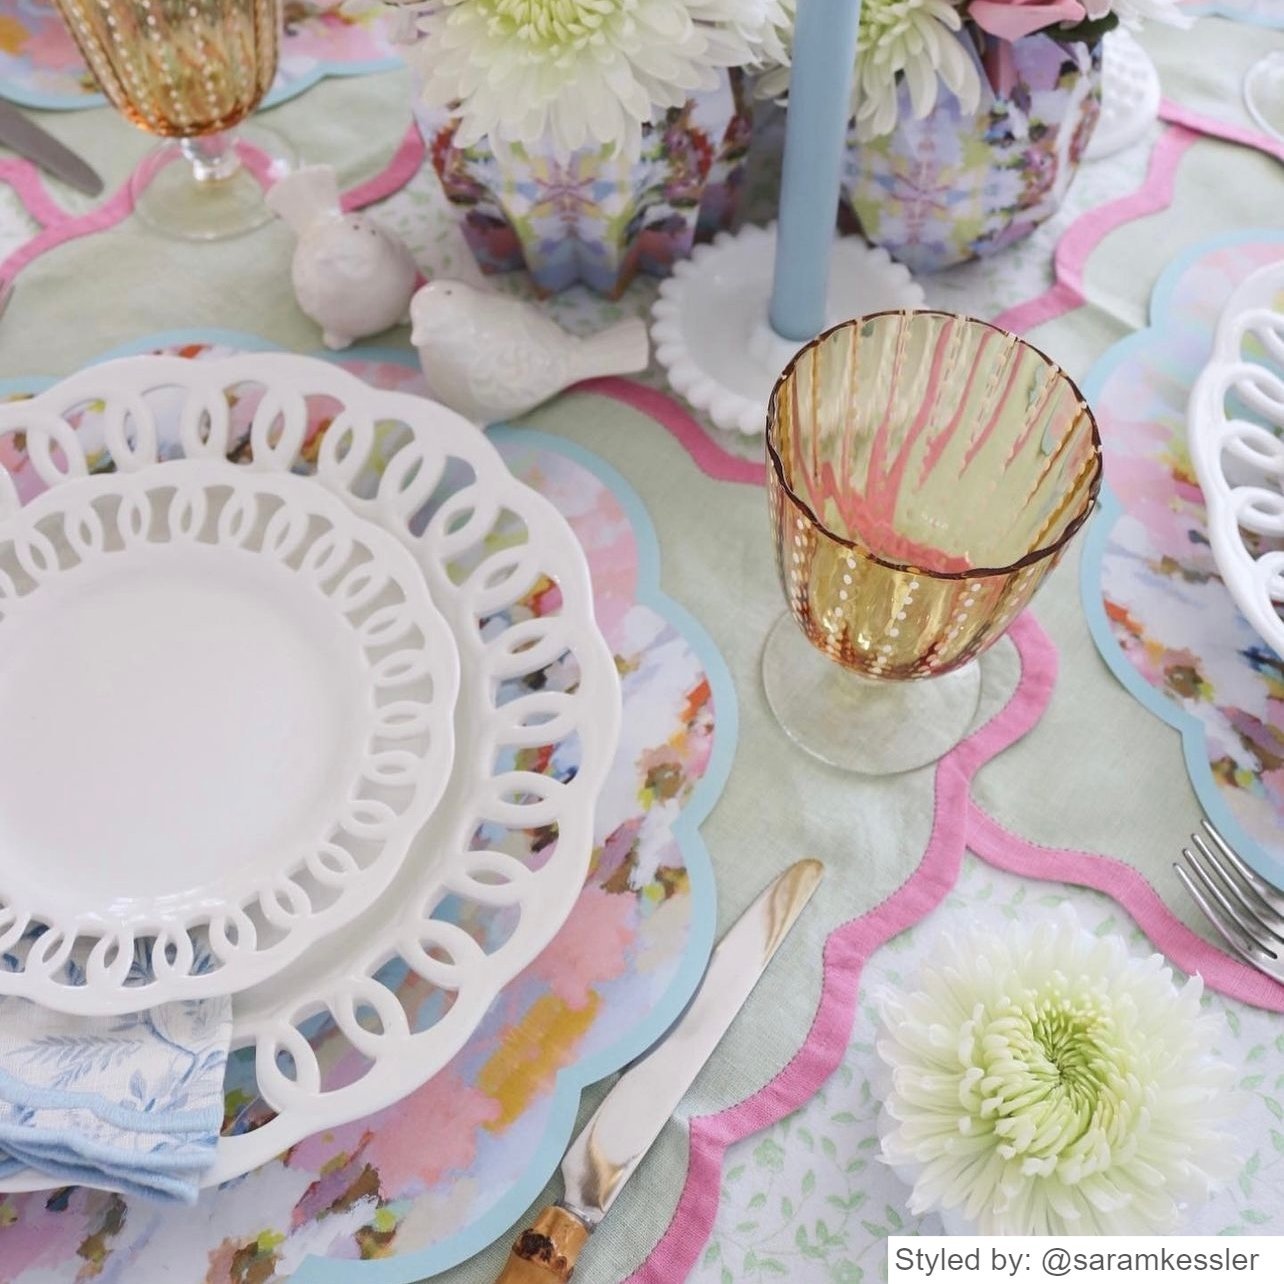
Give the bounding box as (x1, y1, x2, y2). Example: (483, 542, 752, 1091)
(412, 0, 787, 157)
(754, 0, 980, 141)
(877, 909, 1237, 1234)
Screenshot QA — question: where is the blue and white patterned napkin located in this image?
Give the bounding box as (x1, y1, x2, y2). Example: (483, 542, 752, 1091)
(0, 994, 231, 1203)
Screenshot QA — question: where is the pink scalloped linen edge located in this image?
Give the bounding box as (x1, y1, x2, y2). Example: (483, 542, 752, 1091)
(1158, 97, 1284, 164)
(573, 377, 764, 486)
(966, 803, 1284, 1011)
(0, 158, 71, 230)
(0, 122, 425, 289)
(340, 123, 424, 212)
(626, 611, 1059, 1284)
(992, 124, 1199, 336)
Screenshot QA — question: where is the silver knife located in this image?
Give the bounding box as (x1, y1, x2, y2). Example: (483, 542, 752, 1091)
(493, 858, 825, 1283)
(0, 101, 103, 196)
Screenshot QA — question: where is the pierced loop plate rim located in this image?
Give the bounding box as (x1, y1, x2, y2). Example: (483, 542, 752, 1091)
(1188, 259, 1284, 658)
(0, 352, 621, 1188)
(0, 458, 462, 1014)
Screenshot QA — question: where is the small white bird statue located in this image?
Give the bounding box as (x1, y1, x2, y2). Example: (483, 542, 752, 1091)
(410, 280, 650, 425)
(266, 165, 418, 350)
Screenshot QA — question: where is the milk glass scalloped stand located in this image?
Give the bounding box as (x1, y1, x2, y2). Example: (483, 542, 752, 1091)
(764, 311, 1102, 775)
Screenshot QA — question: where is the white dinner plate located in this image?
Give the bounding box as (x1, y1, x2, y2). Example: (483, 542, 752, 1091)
(0, 351, 620, 1188)
(0, 460, 461, 1014)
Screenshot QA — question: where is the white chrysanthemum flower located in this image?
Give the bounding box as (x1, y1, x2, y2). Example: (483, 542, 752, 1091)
(411, 0, 778, 159)
(691, 0, 792, 66)
(854, 0, 980, 140)
(751, 0, 981, 141)
(876, 909, 1238, 1235)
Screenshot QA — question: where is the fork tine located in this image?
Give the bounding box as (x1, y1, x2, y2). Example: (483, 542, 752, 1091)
(1177, 848, 1279, 964)
(1174, 861, 1264, 963)
(1202, 819, 1284, 915)
(1192, 833, 1284, 944)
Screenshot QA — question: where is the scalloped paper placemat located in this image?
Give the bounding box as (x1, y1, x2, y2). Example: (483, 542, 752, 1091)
(0, 333, 732, 1284)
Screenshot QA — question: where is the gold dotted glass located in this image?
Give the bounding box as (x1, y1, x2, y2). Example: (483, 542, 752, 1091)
(763, 310, 1102, 775)
(53, 0, 289, 239)
(56, 0, 278, 136)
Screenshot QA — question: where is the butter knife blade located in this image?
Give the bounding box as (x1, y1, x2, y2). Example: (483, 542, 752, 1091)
(491, 859, 824, 1284)
(0, 102, 103, 196)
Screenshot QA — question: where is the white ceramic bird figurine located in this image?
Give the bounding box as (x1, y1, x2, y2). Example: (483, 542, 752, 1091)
(410, 280, 650, 425)
(266, 165, 418, 350)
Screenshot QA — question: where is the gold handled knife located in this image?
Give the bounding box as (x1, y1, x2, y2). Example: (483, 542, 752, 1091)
(493, 858, 825, 1283)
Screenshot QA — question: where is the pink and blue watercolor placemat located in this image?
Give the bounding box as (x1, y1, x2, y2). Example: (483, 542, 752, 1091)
(1080, 228, 1284, 886)
(0, 0, 402, 112)
(0, 332, 733, 1283)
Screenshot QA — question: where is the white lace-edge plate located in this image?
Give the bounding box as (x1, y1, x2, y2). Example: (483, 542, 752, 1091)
(0, 352, 621, 1188)
(0, 460, 461, 1014)
(1188, 259, 1284, 659)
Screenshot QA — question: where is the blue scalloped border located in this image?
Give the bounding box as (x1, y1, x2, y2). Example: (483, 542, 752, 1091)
(0, 55, 401, 113)
(0, 329, 730, 1283)
(1078, 227, 1284, 887)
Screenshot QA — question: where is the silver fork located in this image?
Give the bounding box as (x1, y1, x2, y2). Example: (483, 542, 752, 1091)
(1175, 819, 1284, 983)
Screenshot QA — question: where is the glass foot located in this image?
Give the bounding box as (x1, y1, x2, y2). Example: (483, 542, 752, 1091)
(761, 613, 982, 776)
(131, 125, 294, 242)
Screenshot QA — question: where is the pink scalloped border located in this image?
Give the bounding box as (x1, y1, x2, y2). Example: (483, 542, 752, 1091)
(0, 157, 71, 230)
(628, 610, 1284, 1282)
(1158, 97, 1284, 164)
(626, 611, 1059, 1283)
(967, 804, 1284, 1012)
(573, 377, 764, 486)
(991, 124, 1199, 335)
(0, 122, 425, 290)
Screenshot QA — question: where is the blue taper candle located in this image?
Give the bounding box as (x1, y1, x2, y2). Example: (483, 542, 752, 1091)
(768, 0, 863, 343)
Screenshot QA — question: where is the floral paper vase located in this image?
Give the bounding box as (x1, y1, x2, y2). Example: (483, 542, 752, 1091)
(417, 71, 752, 298)
(843, 33, 1102, 274)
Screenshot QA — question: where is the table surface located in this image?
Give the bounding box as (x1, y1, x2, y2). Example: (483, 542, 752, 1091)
(0, 12, 1282, 1283)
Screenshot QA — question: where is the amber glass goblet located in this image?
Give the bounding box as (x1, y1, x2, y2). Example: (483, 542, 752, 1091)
(764, 311, 1102, 775)
(53, 0, 291, 240)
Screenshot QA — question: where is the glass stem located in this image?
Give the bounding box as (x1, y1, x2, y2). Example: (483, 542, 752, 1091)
(180, 132, 240, 184)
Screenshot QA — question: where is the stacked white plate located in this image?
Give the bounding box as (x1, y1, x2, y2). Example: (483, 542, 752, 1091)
(1188, 260, 1284, 659)
(0, 353, 621, 1189)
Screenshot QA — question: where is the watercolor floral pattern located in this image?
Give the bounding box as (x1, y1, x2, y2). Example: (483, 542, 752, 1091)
(1084, 233, 1284, 880)
(0, 0, 400, 111)
(416, 72, 752, 297)
(691, 859, 1284, 1283)
(0, 342, 726, 1282)
(845, 34, 1103, 273)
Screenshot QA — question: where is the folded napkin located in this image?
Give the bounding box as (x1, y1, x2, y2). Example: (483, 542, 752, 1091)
(0, 993, 232, 1203)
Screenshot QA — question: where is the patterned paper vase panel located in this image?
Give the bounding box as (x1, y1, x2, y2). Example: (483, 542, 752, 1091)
(1083, 234, 1284, 881)
(0, 345, 721, 1282)
(0, 0, 400, 111)
(845, 33, 1102, 274)
(417, 72, 752, 298)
